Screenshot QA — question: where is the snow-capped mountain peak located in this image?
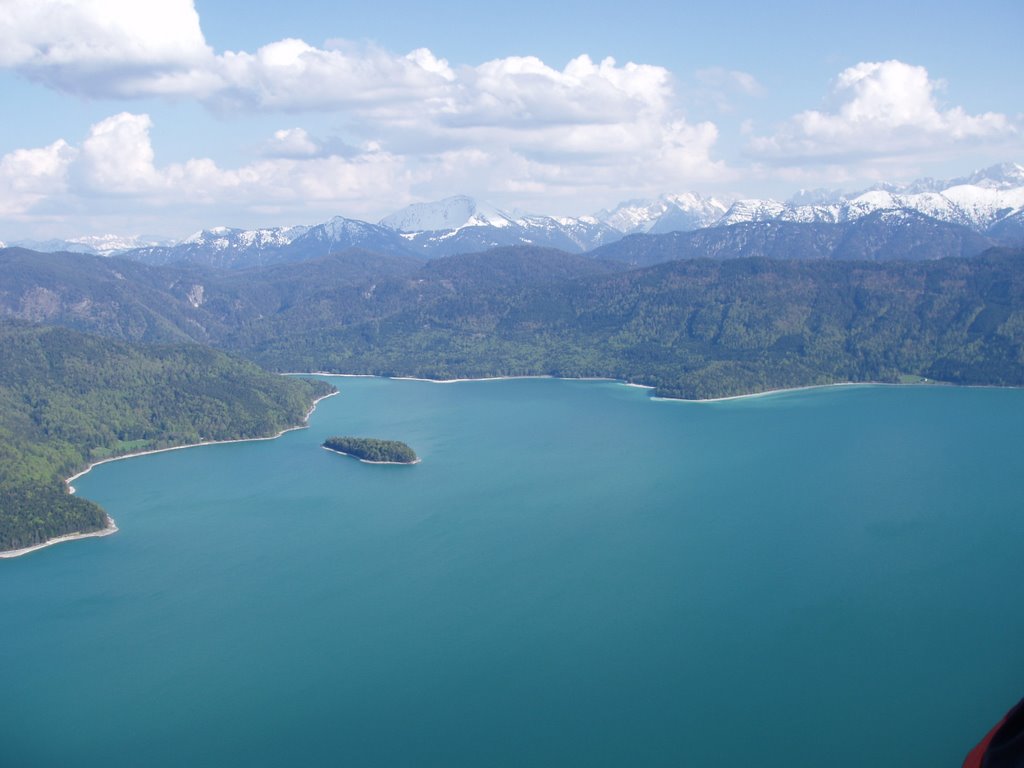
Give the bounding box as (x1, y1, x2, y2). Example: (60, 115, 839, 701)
(182, 227, 234, 245)
(8, 234, 173, 257)
(717, 199, 787, 226)
(69, 234, 172, 255)
(596, 192, 729, 235)
(8, 160, 1022, 267)
(180, 225, 309, 250)
(953, 162, 1024, 190)
(380, 195, 515, 233)
(718, 171, 1024, 232)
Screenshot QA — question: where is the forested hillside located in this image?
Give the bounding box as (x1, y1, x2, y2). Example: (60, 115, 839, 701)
(4, 245, 1024, 400)
(0, 322, 333, 553)
(244, 249, 1024, 398)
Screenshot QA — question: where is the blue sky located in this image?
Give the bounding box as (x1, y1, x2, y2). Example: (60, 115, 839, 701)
(1, 0, 1021, 240)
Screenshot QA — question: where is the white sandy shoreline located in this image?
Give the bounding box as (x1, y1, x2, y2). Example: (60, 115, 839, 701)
(653, 382, 869, 403)
(388, 374, 863, 401)
(321, 445, 421, 465)
(294, 370, 981, 403)
(390, 374, 590, 384)
(294, 370, 870, 401)
(656, 380, 966, 403)
(0, 517, 120, 559)
(1, 390, 339, 561)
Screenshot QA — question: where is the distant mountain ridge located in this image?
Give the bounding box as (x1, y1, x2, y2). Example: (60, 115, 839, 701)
(595, 192, 730, 235)
(8, 234, 171, 257)
(590, 210, 996, 267)
(717, 182, 1024, 234)
(7, 162, 1022, 268)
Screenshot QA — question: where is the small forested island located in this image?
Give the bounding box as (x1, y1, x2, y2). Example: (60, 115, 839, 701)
(322, 436, 419, 464)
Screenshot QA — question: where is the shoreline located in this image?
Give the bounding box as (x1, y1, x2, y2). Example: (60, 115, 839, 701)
(0, 516, 120, 559)
(295, 371, 876, 401)
(2, 390, 339, 561)
(658, 380, 963, 404)
(281, 372, 375, 378)
(321, 445, 421, 465)
(653, 382, 870, 403)
(66, 389, 338, 492)
(391, 374, 563, 384)
(295, 370, 978, 403)
(326, 372, 630, 386)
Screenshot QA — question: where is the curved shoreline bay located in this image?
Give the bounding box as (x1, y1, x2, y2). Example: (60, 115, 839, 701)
(0, 391, 339, 559)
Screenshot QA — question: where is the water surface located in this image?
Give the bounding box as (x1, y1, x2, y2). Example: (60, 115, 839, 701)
(2, 378, 1023, 766)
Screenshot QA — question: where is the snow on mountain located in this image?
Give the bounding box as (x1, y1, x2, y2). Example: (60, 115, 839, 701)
(717, 199, 788, 226)
(7, 234, 172, 257)
(288, 216, 413, 257)
(9, 238, 100, 255)
(514, 214, 622, 251)
(943, 162, 1024, 191)
(68, 234, 172, 256)
(300, 216, 387, 243)
(11, 162, 1021, 268)
(380, 196, 515, 232)
(597, 198, 667, 234)
(648, 194, 729, 234)
(860, 163, 1024, 196)
(378, 196, 623, 255)
(180, 224, 308, 250)
(597, 193, 729, 235)
(786, 188, 848, 206)
(719, 180, 1024, 233)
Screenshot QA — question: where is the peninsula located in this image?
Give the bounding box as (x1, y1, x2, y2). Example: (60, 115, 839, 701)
(0, 321, 336, 556)
(322, 437, 419, 464)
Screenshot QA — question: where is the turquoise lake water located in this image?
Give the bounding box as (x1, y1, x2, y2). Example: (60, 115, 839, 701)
(2, 377, 1024, 766)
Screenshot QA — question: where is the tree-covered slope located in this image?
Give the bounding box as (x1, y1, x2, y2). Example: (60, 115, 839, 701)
(0, 321, 334, 553)
(0, 247, 221, 344)
(3, 245, 1023, 401)
(244, 250, 1024, 399)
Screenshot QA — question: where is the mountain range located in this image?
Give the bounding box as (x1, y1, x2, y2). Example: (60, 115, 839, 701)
(5, 163, 1022, 268)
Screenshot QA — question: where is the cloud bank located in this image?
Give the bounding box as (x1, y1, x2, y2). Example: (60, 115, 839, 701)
(0, 1, 726, 229)
(0, 1, 1018, 235)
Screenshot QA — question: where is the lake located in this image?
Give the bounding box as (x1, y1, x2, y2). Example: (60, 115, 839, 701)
(2, 377, 1023, 766)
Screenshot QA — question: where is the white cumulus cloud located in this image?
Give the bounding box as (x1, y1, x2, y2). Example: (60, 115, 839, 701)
(262, 128, 322, 158)
(0, 0, 214, 96)
(0, 113, 416, 227)
(0, 139, 78, 215)
(0, 0, 732, 229)
(0, 1, 720, 181)
(750, 60, 1016, 162)
(76, 113, 163, 193)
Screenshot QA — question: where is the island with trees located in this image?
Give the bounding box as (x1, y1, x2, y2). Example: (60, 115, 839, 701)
(322, 436, 419, 464)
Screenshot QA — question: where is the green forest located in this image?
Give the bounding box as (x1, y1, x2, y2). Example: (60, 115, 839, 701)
(6, 246, 1023, 401)
(323, 437, 418, 464)
(243, 249, 1024, 399)
(0, 321, 334, 553)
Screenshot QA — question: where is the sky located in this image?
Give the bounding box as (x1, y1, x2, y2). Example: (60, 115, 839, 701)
(0, 0, 1021, 240)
